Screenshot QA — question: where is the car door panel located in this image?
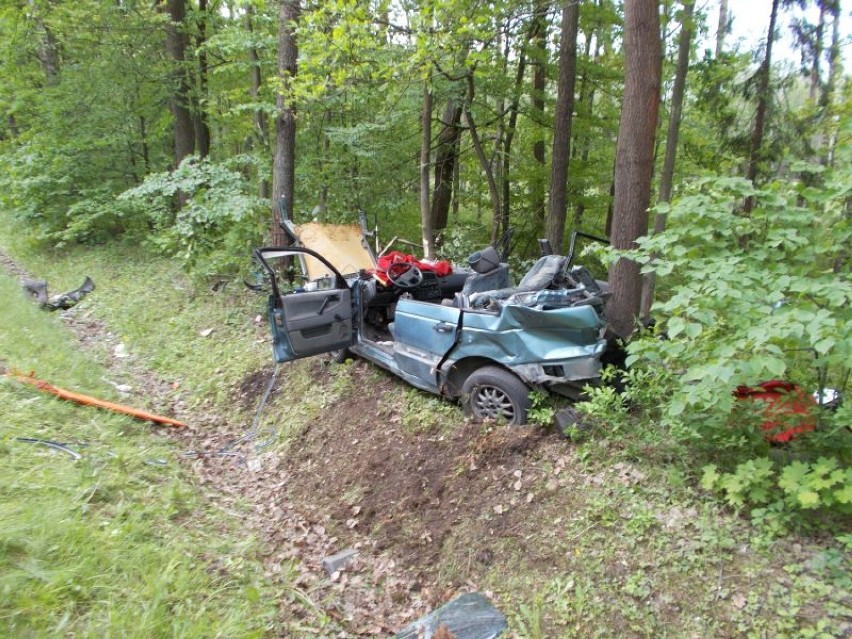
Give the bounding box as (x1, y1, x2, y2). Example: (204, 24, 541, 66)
(254, 246, 354, 363)
(392, 299, 461, 388)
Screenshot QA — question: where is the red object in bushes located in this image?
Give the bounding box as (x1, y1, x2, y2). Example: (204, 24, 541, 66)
(734, 380, 816, 443)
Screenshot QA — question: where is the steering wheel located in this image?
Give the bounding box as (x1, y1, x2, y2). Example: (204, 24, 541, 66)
(386, 261, 424, 290)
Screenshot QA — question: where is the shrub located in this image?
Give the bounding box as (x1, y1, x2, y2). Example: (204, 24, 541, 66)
(118, 155, 267, 276)
(588, 163, 851, 531)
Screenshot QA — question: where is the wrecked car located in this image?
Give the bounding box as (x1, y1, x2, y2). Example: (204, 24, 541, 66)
(253, 222, 611, 425)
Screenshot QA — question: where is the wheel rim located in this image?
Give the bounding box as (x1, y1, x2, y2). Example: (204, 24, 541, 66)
(471, 385, 516, 422)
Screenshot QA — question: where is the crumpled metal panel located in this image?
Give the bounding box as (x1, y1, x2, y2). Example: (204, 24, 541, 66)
(396, 592, 507, 639)
(455, 303, 606, 369)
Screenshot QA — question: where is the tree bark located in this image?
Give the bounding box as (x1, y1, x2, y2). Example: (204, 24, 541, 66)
(715, 0, 728, 58)
(420, 80, 434, 260)
(271, 0, 300, 246)
(640, 1, 694, 320)
(36, 22, 60, 86)
(743, 0, 779, 213)
(546, 0, 580, 254)
(823, 2, 841, 165)
(530, 0, 548, 230)
(607, 0, 662, 338)
(430, 98, 463, 233)
(194, 0, 211, 158)
(246, 7, 270, 198)
(501, 44, 528, 253)
(161, 0, 196, 169)
(464, 74, 502, 245)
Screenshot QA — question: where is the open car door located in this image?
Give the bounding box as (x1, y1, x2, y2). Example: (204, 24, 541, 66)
(254, 246, 354, 363)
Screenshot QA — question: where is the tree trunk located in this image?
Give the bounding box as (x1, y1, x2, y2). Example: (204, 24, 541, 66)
(640, 0, 694, 320)
(246, 7, 270, 198)
(161, 0, 196, 169)
(530, 0, 548, 230)
(546, 0, 580, 254)
(420, 80, 434, 260)
(36, 22, 60, 86)
(823, 2, 841, 166)
(194, 0, 211, 158)
(271, 0, 300, 246)
(464, 74, 502, 245)
(715, 0, 728, 57)
(743, 0, 779, 213)
(607, 0, 662, 339)
(501, 44, 528, 254)
(430, 98, 463, 233)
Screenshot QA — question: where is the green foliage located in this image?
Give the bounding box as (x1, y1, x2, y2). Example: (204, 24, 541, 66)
(0, 271, 275, 637)
(527, 390, 555, 426)
(599, 164, 852, 530)
(119, 156, 267, 275)
(701, 457, 852, 535)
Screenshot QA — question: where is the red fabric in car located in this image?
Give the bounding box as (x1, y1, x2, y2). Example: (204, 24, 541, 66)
(373, 251, 453, 286)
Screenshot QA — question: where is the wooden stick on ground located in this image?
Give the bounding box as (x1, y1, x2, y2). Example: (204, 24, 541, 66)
(6, 371, 186, 428)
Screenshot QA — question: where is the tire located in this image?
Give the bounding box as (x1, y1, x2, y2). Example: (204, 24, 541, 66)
(327, 348, 352, 364)
(461, 366, 531, 426)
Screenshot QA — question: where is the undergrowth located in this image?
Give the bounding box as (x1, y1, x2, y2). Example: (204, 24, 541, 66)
(0, 272, 275, 637)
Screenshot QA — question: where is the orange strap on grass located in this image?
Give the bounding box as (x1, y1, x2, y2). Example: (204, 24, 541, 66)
(6, 371, 186, 428)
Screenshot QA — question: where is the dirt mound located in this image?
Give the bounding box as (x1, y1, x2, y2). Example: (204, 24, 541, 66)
(283, 361, 559, 582)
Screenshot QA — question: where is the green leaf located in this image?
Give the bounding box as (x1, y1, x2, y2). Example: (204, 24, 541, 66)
(700, 465, 719, 491)
(797, 490, 821, 509)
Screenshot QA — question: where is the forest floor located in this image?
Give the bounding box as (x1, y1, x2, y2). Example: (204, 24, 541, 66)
(1, 240, 848, 638)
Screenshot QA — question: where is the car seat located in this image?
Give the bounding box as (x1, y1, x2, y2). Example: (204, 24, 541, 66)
(460, 246, 512, 296)
(467, 254, 569, 309)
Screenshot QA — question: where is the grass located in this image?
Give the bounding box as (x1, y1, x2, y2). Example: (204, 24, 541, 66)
(0, 271, 276, 637)
(1, 233, 272, 412)
(2, 224, 849, 638)
(478, 445, 852, 638)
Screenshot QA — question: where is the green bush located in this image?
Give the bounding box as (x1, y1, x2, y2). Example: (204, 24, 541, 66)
(118, 155, 267, 276)
(589, 163, 851, 531)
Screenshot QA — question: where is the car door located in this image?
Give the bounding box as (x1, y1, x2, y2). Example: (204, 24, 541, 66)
(254, 247, 354, 363)
(392, 298, 461, 390)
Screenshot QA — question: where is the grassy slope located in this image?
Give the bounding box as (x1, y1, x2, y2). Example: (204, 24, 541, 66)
(2, 231, 849, 638)
(0, 265, 274, 636)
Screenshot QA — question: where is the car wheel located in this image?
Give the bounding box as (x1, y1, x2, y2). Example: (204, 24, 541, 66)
(327, 348, 352, 364)
(461, 366, 531, 426)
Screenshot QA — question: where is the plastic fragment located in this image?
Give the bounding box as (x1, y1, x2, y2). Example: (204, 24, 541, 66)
(396, 592, 507, 639)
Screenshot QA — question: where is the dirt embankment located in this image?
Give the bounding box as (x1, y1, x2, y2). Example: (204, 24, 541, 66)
(2, 247, 567, 635)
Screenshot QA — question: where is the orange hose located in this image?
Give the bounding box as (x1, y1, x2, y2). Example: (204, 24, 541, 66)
(7, 372, 186, 428)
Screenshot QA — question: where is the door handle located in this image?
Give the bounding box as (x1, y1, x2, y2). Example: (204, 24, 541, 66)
(317, 294, 340, 315)
(434, 321, 454, 333)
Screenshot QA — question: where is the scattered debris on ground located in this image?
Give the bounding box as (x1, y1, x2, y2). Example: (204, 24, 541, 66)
(396, 592, 507, 639)
(22, 276, 95, 310)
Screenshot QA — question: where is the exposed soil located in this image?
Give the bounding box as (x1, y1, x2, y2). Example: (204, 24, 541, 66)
(8, 249, 844, 638)
(1, 246, 567, 635)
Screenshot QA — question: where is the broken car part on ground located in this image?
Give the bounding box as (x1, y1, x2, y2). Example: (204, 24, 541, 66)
(5, 370, 186, 428)
(22, 276, 95, 311)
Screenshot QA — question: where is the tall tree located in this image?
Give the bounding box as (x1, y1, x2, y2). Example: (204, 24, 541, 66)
(271, 0, 300, 245)
(529, 0, 548, 229)
(160, 0, 196, 169)
(607, 0, 662, 338)
(193, 0, 211, 158)
(430, 97, 463, 237)
(743, 0, 780, 213)
(715, 0, 729, 57)
(640, 0, 695, 319)
(246, 5, 270, 198)
(546, 0, 580, 253)
(420, 79, 434, 259)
